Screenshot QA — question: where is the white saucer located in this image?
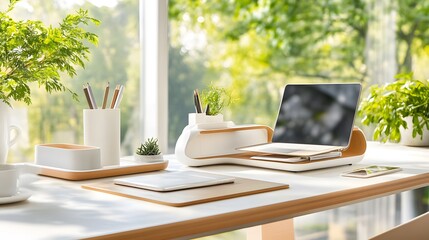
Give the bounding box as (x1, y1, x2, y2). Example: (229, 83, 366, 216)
(0, 190, 32, 205)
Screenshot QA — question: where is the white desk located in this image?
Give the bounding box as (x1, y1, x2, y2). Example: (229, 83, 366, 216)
(1, 142, 429, 240)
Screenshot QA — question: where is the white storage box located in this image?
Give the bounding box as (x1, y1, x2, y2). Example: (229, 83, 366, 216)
(35, 144, 101, 170)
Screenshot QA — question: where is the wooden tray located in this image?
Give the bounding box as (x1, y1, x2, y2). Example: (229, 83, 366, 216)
(82, 175, 289, 207)
(24, 159, 168, 181)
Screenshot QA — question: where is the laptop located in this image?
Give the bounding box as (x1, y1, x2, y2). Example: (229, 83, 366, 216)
(238, 83, 362, 157)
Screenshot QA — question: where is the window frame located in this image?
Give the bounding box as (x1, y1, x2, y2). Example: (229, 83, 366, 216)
(139, 0, 169, 152)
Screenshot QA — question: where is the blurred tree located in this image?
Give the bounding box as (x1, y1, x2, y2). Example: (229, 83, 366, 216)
(397, 0, 429, 73)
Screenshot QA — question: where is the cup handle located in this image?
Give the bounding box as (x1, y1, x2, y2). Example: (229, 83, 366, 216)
(8, 125, 21, 147)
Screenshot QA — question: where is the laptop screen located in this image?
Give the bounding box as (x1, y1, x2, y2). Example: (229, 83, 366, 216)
(272, 83, 361, 147)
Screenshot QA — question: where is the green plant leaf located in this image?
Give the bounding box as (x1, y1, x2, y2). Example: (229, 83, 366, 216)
(200, 83, 234, 116)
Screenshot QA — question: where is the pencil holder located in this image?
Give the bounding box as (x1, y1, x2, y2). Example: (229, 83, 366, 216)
(83, 109, 120, 166)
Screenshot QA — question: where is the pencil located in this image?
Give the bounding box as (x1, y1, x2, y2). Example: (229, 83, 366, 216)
(83, 84, 93, 109)
(113, 85, 125, 109)
(87, 82, 98, 109)
(110, 85, 120, 109)
(102, 82, 110, 109)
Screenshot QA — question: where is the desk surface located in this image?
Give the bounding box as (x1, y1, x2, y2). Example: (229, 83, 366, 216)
(2, 142, 429, 240)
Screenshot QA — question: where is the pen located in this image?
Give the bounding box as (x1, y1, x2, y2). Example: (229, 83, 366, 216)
(102, 82, 110, 109)
(204, 104, 210, 115)
(83, 84, 94, 109)
(110, 85, 120, 109)
(113, 85, 124, 109)
(87, 82, 98, 109)
(194, 89, 203, 113)
(193, 91, 198, 113)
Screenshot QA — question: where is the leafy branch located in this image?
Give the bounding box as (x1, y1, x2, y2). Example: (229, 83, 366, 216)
(0, 0, 100, 106)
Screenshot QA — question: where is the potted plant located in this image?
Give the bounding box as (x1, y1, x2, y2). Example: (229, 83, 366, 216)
(0, 0, 100, 106)
(191, 83, 234, 124)
(134, 138, 163, 163)
(358, 72, 429, 146)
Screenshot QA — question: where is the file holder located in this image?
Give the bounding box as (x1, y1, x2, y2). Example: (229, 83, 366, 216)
(175, 114, 366, 172)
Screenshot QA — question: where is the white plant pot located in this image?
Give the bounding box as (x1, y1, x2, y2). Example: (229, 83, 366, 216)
(134, 154, 163, 163)
(399, 117, 429, 146)
(188, 113, 233, 129)
(189, 113, 223, 125)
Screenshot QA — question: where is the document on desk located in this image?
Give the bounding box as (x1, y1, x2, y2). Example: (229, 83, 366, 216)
(250, 151, 342, 163)
(114, 171, 235, 192)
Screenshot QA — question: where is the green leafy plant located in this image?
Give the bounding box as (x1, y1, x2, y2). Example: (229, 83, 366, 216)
(136, 138, 161, 155)
(358, 72, 429, 143)
(200, 83, 233, 116)
(0, 0, 100, 106)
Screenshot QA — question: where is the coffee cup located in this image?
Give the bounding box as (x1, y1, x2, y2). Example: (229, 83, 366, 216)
(0, 103, 22, 164)
(0, 164, 19, 197)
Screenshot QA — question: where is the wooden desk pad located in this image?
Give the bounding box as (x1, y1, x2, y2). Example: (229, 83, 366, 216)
(27, 160, 168, 181)
(82, 177, 289, 207)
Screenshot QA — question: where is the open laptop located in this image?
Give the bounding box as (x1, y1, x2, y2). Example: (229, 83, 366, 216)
(238, 83, 362, 157)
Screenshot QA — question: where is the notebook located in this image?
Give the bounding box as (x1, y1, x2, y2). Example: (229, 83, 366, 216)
(114, 171, 235, 192)
(238, 83, 362, 157)
(250, 151, 342, 163)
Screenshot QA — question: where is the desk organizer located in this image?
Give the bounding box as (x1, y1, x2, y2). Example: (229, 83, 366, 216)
(175, 114, 366, 172)
(35, 143, 101, 171)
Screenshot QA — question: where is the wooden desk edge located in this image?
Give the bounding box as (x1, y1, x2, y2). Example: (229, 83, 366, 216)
(84, 172, 429, 240)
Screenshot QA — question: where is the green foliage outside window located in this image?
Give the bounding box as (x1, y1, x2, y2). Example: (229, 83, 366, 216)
(168, 0, 429, 145)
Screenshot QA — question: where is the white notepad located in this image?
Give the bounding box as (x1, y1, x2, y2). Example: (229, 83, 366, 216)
(114, 171, 235, 192)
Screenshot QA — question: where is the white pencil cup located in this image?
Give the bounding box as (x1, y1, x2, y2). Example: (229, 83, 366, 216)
(83, 109, 120, 166)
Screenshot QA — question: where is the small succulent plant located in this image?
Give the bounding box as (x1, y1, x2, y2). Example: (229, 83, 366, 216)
(135, 138, 161, 155)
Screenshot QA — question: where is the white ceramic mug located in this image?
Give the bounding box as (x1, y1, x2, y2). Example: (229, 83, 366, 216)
(83, 109, 120, 166)
(0, 103, 21, 164)
(0, 164, 19, 197)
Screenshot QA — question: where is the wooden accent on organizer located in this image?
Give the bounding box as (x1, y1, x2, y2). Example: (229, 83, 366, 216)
(196, 127, 366, 163)
(341, 127, 366, 157)
(38, 161, 168, 181)
(199, 125, 274, 143)
(85, 172, 429, 240)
